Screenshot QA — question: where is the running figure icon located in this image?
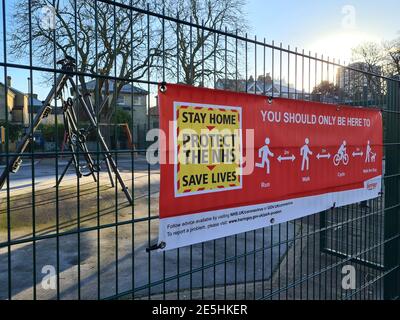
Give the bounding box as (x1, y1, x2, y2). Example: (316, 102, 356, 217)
(300, 138, 313, 171)
(333, 140, 349, 166)
(255, 137, 274, 174)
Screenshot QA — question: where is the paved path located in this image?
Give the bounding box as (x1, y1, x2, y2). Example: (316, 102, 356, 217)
(0, 156, 295, 300)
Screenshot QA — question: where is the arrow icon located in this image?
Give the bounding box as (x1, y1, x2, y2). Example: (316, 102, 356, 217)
(277, 154, 296, 162)
(317, 153, 331, 159)
(352, 151, 363, 157)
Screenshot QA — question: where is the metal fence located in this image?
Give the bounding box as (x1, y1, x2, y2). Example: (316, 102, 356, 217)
(0, 1, 399, 300)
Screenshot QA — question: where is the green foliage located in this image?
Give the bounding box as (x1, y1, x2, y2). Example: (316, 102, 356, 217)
(312, 81, 343, 97)
(111, 109, 133, 140)
(39, 123, 65, 144)
(111, 109, 133, 128)
(0, 121, 23, 142)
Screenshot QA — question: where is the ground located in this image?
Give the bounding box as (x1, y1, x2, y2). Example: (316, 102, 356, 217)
(0, 155, 296, 299)
(0, 156, 384, 299)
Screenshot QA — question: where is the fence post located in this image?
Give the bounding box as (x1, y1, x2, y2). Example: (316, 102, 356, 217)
(0, 125, 5, 144)
(0, 126, 4, 164)
(384, 78, 400, 300)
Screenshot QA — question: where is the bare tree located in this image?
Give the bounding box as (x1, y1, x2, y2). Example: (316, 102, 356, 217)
(311, 81, 346, 103)
(383, 36, 400, 77)
(351, 42, 383, 70)
(350, 42, 384, 99)
(162, 0, 248, 86)
(312, 81, 343, 96)
(10, 0, 164, 125)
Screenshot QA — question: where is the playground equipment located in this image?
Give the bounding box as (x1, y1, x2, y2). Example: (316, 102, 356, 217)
(0, 56, 133, 204)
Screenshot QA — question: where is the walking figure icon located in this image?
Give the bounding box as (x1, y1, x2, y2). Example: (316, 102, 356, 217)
(300, 138, 313, 171)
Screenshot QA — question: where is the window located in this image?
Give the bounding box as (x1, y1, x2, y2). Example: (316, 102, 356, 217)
(117, 95, 144, 106)
(116, 96, 126, 106)
(133, 95, 142, 105)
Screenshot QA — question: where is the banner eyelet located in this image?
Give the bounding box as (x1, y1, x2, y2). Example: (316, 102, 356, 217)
(160, 82, 167, 93)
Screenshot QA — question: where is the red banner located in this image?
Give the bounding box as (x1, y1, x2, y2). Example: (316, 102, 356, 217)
(158, 83, 382, 250)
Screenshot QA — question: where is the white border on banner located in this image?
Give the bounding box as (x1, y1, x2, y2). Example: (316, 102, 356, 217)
(158, 175, 381, 251)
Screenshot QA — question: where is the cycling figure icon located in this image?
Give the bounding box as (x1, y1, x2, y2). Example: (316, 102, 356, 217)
(333, 140, 349, 166)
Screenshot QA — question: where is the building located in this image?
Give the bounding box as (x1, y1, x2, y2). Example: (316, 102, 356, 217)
(149, 105, 159, 129)
(81, 80, 148, 127)
(0, 76, 55, 127)
(336, 62, 382, 100)
(215, 75, 303, 99)
(0, 76, 29, 125)
(29, 95, 63, 125)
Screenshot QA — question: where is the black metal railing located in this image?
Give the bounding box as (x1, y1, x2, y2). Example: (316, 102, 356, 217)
(0, 1, 399, 300)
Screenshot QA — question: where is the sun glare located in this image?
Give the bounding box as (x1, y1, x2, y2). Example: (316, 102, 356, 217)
(308, 31, 382, 63)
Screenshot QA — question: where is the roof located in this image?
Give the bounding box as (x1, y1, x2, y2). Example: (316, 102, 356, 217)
(27, 96, 46, 113)
(0, 81, 45, 101)
(0, 82, 21, 96)
(82, 80, 148, 95)
(0, 82, 47, 111)
(216, 79, 302, 95)
(29, 97, 43, 107)
(29, 105, 62, 114)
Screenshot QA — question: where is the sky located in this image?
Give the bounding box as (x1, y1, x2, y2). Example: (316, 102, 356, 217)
(246, 0, 400, 63)
(1, 0, 399, 100)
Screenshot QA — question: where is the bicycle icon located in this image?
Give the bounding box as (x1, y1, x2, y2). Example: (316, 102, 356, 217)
(333, 141, 349, 166)
(333, 152, 349, 166)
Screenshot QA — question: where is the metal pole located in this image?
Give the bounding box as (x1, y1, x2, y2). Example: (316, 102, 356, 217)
(383, 78, 400, 299)
(68, 78, 133, 204)
(0, 71, 69, 190)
